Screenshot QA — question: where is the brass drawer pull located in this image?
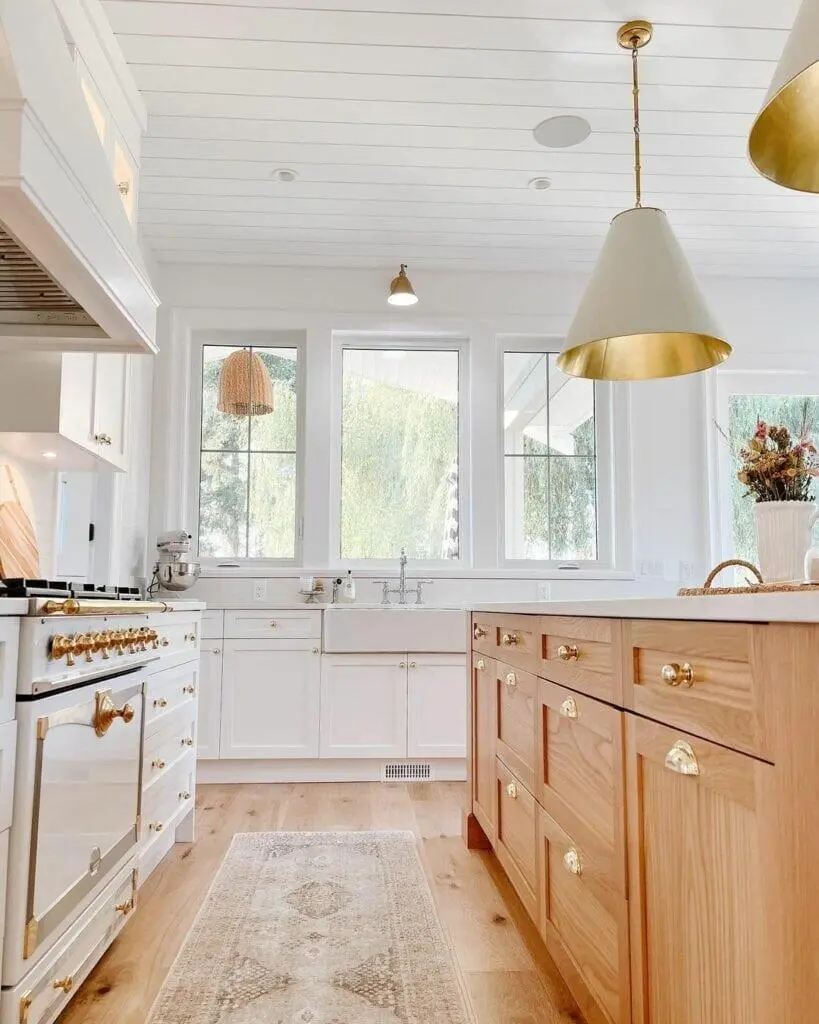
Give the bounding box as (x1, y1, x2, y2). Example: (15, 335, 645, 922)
(52, 976, 74, 993)
(665, 740, 700, 776)
(506, 781, 518, 799)
(473, 625, 487, 640)
(179, 790, 191, 801)
(559, 696, 579, 719)
(501, 632, 519, 647)
(182, 684, 196, 695)
(153, 696, 169, 709)
(476, 658, 485, 671)
(504, 672, 517, 690)
(661, 662, 695, 688)
(181, 737, 194, 747)
(269, 620, 278, 629)
(115, 899, 135, 916)
(563, 847, 582, 876)
(149, 821, 164, 832)
(557, 644, 579, 662)
(151, 758, 167, 771)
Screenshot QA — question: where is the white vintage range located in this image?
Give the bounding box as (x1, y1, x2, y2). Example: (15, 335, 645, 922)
(0, 594, 202, 1024)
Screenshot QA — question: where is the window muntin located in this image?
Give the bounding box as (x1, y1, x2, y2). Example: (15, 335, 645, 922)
(198, 345, 299, 559)
(340, 347, 460, 561)
(503, 352, 598, 562)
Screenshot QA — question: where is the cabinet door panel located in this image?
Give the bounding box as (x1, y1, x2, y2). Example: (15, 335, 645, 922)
(627, 716, 767, 1024)
(197, 645, 223, 759)
(220, 641, 320, 758)
(93, 354, 129, 468)
(320, 655, 407, 758)
(58, 353, 95, 448)
(495, 758, 538, 920)
(471, 654, 496, 842)
(407, 654, 466, 758)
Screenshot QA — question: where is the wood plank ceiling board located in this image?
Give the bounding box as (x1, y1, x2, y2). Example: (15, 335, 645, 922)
(102, 0, 817, 276)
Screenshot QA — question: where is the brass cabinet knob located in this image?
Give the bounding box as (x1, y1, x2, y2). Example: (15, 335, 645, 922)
(179, 790, 191, 801)
(557, 644, 579, 662)
(149, 821, 164, 832)
(182, 684, 196, 695)
(473, 625, 487, 640)
(559, 696, 579, 719)
(153, 697, 169, 709)
(184, 632, 197, 644)
(661, 662, 695, 688)
(212, 647, 222, 655)
(115, 899, 135, 916)
(563, 847, 582, 876)
(160, 636, 170, 647)
(665, 740, 700, 776)
(409, 661, 417, 669)
(476, 658, 485, 671)
(399, 661, 407, 669)
(269, 621, 278, 630)
(52, 976, 74, 993)
(151, 759, 167, 771)
(504, 672, 517, 690)
(501, 632, 519, 647)
(506, 782, 518, 799)
(181, 737, 194, 747)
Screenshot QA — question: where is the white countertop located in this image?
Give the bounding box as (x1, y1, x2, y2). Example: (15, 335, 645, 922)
(0, 599, 27, 616)
(471, 592, 819, 624)
(163, 600, 207, 611)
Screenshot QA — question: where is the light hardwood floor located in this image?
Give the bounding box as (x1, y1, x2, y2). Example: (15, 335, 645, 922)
(58, 782, 582, 1024)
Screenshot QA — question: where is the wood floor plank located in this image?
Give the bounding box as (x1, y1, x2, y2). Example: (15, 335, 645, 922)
(57, 781, 582, 1024)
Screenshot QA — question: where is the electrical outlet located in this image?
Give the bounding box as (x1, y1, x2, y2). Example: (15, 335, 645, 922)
(537, 582, 551, 601)
(253, 580, 267, 601)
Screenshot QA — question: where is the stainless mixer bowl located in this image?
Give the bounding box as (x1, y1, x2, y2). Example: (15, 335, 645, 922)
(157, 561, 201, 591)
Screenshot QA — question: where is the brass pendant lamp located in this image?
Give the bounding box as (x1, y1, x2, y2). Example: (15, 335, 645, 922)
(387, 264, 418, 306)
(217, 349, 274, 417)
(749, 0, 819, 192)
(557, 21, 732, 381)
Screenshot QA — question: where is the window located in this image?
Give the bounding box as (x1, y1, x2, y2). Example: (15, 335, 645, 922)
(339, 345, 462, 560)
(503, 351, 598, 562)
(198, 344, 300, 560)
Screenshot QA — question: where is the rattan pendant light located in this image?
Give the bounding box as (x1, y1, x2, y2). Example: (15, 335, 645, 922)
(557, 21, 731, 381)
(217, 349, 274, 417)
(749, 0, 819, 193)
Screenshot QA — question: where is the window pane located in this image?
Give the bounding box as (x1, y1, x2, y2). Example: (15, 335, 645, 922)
(504, 456, 549, 560)
(248, 453, 297, 559)
(341, 348, 459, 560)
(503, 353, 549, 455)
(201, 347, 250, 451)
(548, 355, 595, 455)
(249, 348, 299, 452)
(199, 451, 249, 558)
(549, 456, 598, 560)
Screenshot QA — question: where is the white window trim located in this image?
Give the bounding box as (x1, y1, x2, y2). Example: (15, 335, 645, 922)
(496, 336, 628, 573)
(328, 331, 471, 569)
(187, 329, 307, 568)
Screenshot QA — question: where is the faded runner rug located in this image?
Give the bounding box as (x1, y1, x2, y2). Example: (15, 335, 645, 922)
(148, 830, 473, 1024)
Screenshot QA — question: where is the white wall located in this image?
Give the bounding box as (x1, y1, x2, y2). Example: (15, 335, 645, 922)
(148, 262, 819, 604)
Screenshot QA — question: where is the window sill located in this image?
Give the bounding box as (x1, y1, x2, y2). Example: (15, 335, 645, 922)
(198, 564, 636, 582)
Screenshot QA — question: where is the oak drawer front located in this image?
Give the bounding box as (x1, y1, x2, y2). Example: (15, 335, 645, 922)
(539, 680, 625, 889)
(224, 609, 322, 640)
(472, 614, 541, 673)
(538, 807, 629, 1024)
(497, 661, 538, 793)
(541, 616, 621, 703)
(496, 759, 538, 919)
(627, 619, 767, 759)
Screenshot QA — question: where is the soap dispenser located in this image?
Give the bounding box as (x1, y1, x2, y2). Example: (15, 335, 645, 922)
(340, 570, 356, 603)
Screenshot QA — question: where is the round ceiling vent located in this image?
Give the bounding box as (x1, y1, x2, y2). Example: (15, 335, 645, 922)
(533, 115, 591, 149)
(528, 176, 552, 191)
(272, 168, 298, 182)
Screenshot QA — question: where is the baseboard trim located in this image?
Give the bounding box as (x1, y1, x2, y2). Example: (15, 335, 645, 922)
(196, 758, 467, 784)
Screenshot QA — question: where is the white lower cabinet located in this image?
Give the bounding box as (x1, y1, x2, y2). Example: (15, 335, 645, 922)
(197, 644, 223, 759)
(220, 640, 321, 758)
(407, 654, 468, 758)
(320, 654, 408, 758)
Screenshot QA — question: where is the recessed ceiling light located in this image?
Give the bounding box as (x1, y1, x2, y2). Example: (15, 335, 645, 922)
(533, 115, 591, 149)
(42, 451, 57, 459)
(271, 168, 298, 182)
(528, 177, 552, 191)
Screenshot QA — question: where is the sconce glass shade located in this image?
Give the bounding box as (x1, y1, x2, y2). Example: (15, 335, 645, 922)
(558, 207, 731, 381)
(387, 265, 418, 306)
(749, 0, 819, 193)
(217, 349, 274, 416)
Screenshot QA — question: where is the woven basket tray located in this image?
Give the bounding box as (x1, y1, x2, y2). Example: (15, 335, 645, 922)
(678, 558, 819, 597)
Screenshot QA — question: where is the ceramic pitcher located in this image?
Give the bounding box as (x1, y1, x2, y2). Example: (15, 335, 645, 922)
(754, 500, 818, 583)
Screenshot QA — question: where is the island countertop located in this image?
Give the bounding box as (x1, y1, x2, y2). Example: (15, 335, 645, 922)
(470, 592, 819, 623)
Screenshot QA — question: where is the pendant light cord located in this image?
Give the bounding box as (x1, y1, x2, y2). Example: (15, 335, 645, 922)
(631, 41, 642, 208)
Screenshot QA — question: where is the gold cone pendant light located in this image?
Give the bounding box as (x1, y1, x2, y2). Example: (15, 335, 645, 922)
(387, 264, 418, 306)
(558, 21, 731, 382)
(749, 0, 819, 193)
(217, 349, 274, 416)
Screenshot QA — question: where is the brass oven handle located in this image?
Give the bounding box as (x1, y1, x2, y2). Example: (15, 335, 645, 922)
(473, 625, 487, 640)
(93, 692, 135, 737)
(501, 632, 519, 647)
(661, 662, 695, 688)
(506, 782, 518, 799)
(504, 672, 517, 690)
(558, 644, 579, 662)
(559, 696, 579, 719)
(52, 976, 74, 993)
(665, 740, 700, 776)
(563, 847, 582, 876)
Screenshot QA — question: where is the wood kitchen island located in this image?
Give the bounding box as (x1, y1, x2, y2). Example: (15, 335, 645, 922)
(464, 595, 819, 1024)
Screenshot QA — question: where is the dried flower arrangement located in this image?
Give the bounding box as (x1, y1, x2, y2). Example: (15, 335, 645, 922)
(736, 409, 818, 503)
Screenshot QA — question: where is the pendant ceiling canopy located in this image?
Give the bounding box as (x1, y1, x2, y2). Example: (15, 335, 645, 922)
(749, 0, 819, 193)
(217, 349, 275, 417)
(557, 21, 731, 382)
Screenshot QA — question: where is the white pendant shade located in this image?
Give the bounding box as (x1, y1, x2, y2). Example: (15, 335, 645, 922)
(558, 207, 731, 381)
(749, 0, 819, 193)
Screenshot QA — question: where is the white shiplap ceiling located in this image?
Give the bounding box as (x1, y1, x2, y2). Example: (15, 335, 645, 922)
(102, 0, 819, 277)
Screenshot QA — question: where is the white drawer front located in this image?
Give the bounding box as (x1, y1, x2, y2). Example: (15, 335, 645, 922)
(142, 755, 194, 843)
(0, 720, 16, 834)
(0, 620, 18, 726)
(224, 609, 321, 640)
(143, 702, 196, 784)
(201, 610, 223, 639)
(145, 662, 199, 731)
(2, 859, 137, 1024)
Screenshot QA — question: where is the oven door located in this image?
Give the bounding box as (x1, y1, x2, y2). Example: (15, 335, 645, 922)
(21, 671, 144, 962)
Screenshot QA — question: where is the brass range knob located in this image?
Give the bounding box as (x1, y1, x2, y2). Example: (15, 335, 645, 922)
(50, 634, 76, 666)
(93, 632, 111, 660)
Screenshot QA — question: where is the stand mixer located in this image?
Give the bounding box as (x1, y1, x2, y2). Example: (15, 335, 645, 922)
(150, 530, 201, 593)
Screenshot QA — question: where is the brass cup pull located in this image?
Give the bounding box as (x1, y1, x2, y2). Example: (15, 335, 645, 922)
(476, 658, 485, 671)
(501, 632, 519, 647)
(52, 976, 74, 993)
(504, 672, 517, 690)
(115, 899, 135, 916)
(506, 782, 518, 799)
(473, 625, 487, 640)
(563, 847, 582, 876)
(665, 740, 700, 776)
(151, 759, 167, 771)
(661, 662, 695, 688)
(559, 696, 579, 719)
(94, 692, 135, 737)
(149, 821, 164, 832)
(557, 644, 579, 662)
(153, 697, 169, 709)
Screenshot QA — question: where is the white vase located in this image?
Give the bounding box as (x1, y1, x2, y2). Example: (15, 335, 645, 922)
(754, 501, 818, 583)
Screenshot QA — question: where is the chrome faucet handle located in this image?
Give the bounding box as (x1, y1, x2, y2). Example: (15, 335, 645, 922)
(372, 580, 392, 605)
(414, 580, 434, 605)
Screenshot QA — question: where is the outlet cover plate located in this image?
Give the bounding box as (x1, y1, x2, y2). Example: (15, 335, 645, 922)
(253, 580, 267, 601)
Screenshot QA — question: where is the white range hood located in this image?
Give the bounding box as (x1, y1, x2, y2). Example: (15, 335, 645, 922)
(0, 0, 158, 353)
